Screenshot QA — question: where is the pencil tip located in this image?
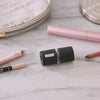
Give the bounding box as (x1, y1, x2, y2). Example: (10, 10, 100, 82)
(85, 55, 89, 59)
(20, 50, 25, 55)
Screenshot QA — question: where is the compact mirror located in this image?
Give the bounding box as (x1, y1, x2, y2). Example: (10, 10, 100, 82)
(0, 0, 51, 37)
(80, 0, 100, 24)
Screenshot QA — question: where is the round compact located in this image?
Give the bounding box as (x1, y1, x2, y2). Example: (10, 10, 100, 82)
(0, 0, 51, 37)
(80, 0, 100, 24)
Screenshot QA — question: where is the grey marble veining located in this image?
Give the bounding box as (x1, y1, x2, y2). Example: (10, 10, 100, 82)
(0, 0, 100, 100)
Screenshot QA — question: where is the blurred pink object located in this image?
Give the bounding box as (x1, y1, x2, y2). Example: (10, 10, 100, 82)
(0, 50, 25, 66)
(48, 25, 100, 42)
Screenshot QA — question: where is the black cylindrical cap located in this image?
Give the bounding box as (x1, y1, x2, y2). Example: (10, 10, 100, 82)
(58, 46, 74, 63)
(40, 49, 57, 65)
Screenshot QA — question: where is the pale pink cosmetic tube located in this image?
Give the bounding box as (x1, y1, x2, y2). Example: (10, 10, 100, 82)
(0, 50, 25, 66)
(48, 25, 100, 42)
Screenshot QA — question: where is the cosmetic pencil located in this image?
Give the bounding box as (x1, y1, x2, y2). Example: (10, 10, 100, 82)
(0, 50, 25, 66)
(85, 51, 100, 59)
(0, 63, 26, 73)
(48, 25, 100, 42)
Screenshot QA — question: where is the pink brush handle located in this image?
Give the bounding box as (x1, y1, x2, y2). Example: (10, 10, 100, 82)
(48, 25, 100, 42)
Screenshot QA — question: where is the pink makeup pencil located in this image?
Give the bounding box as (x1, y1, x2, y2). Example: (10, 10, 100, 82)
(0, 50, 25, 66)
(48, 25, 100, 42)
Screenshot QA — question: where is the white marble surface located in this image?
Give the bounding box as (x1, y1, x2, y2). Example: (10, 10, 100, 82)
(0, 0, 100, 100)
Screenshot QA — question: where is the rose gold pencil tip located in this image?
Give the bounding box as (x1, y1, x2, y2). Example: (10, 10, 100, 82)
(20, 50, 25, 55)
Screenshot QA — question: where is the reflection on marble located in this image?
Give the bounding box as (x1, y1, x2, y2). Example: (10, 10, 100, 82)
(0, 0, 100, 100)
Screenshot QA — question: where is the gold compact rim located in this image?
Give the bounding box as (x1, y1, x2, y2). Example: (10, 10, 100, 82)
(1, 11, 50, 37)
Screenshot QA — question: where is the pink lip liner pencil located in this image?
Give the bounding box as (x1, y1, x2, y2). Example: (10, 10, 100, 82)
(48, 25, 100, 42)
(85, 51, 100, 59)
(0, 50, 25, 66)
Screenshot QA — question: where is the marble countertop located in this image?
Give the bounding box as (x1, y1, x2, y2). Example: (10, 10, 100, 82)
(0, 0, 100, 100)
